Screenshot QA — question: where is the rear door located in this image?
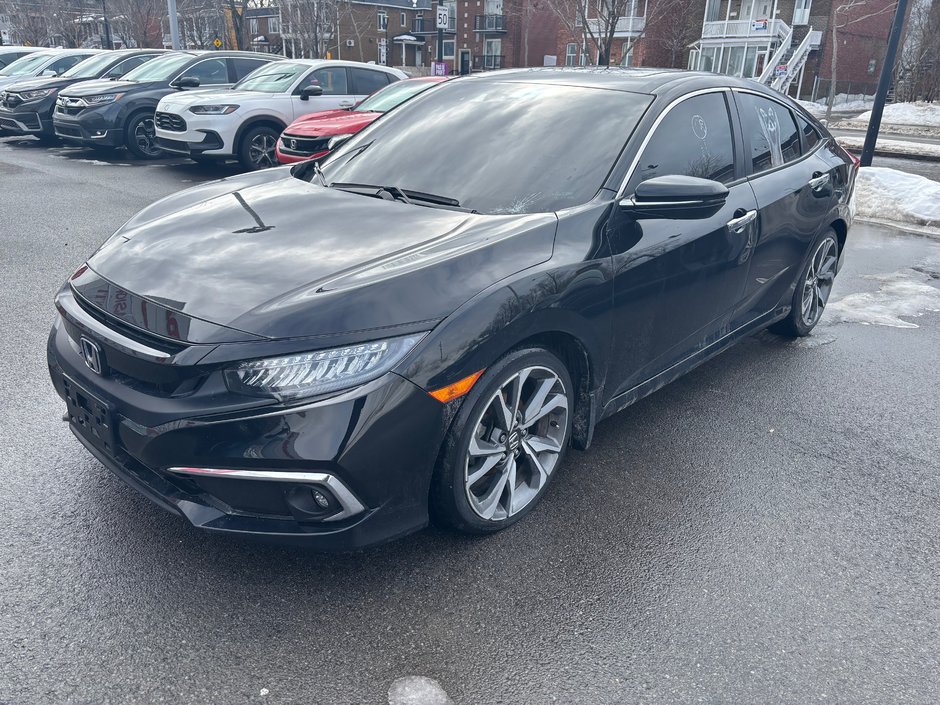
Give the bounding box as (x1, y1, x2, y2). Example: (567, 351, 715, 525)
(349, 66, 394, 102)
(730, 90, 836, 327)
(179, 56, 231, 88)
(607, 89, 760, 395)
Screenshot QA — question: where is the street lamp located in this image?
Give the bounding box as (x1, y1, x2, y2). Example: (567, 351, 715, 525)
(101, 0, 113, 49)
(166, 0, 181, 50)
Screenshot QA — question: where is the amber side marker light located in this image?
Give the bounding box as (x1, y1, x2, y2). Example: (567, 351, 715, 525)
(428, 369, 485, 403)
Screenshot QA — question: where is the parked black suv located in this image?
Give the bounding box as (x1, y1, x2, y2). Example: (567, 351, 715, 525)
(53, 51, 278, 159)
(0, 49, 166, 141)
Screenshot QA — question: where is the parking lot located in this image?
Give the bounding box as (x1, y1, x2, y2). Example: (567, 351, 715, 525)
(1, 135, 939, 704)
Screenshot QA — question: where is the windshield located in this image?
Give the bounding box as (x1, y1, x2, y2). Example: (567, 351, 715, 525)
(0, 52, 55, 77)
(355, 80, 442, 113)
(233, 61, 308, 93)
(61, 52, 118, 79)
(321, 81, 651, 214)
(122, 53, 191, 82)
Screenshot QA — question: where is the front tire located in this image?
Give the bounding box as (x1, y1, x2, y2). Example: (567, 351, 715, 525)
(771, 229, 840, 337)
(125, 112, 163, 160)
(430, 348, 573, 534)
(238, 125, 280, 170)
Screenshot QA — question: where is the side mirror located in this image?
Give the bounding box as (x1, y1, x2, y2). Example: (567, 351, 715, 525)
(299, 85, 323, 101)
(172, 76, 201, 89)
(40, 69, 57, 77)
(620, 175, 728, 218)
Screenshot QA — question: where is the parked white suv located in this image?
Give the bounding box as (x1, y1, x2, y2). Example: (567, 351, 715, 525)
(154, 59, 407, 169)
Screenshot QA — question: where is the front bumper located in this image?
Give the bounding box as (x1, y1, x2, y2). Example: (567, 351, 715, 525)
(53, 104, 124, 147)
(47, 305, 447, 550)
(154, 111, 233, 156)
(0, 107, 49, 135)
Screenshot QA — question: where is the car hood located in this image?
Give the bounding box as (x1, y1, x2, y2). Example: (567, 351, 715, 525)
(158, 89, 273, 110)
(0, 75, 41, 91)
(60, 78, 150, 97)
(2, 76, 79, 93)
(83, 169, 557, 342)
(283, 110, 379, 137)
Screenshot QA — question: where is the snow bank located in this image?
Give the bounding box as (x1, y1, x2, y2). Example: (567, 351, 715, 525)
(797, 99, 827, 116)
(836, 135, 940, 159)
(854, 167, 940, 228)
(854, 101, 940, 127)
(826, 268, 940, 328)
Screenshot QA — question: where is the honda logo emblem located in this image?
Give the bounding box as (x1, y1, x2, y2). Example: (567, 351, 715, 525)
(289, 138, 297, 150)
(80, 337, 103, 375)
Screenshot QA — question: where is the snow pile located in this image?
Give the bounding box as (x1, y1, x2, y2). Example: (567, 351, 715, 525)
(826, 268, 940, 328)
(797, 99, 827, 116)
(388, 676, 454, 705)
(854, 101, 940, 127)
(854, 167, 940, 228)
(836, 135, 940, 159)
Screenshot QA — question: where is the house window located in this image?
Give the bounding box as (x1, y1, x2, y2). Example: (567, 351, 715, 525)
(793, 0, 812, 25)
(249, 18, 259, 35)
(400, 12, 406, 25)
(565, 42, 578, 66)
(443, 39, 455, 58)
(377, 10, 388, 30)
(868, 58, 877, 74)
(268, 16, 280, 33)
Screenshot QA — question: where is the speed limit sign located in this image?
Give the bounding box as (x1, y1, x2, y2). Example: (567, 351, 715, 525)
(436, 5, 449, 29)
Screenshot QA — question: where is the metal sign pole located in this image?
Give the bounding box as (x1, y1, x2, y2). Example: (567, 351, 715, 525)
(860, 0, 910, 167)
(167, 0, 182, 50)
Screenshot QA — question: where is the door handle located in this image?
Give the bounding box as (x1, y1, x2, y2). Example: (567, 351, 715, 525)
(808, 172, 830, 191)
(726, 209, 757, 233)
(339, 100, 355, 108)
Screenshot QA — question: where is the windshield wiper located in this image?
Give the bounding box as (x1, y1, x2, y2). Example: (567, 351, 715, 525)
(311, 160, 327, 186)
(329, 182, 475, 212)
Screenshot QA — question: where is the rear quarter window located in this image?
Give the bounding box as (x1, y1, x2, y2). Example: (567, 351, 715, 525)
(738, 92, 801, 173)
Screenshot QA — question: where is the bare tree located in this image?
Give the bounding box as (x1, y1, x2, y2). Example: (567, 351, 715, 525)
(288, 0, 338, 58)
(896, 0, 940, 102)
(1, 0, 50, 46)
(825, 0, 899, 122)
(109, 0, 162, 47)
(545, 0, 690, 67)
(336, 0, 373, 62)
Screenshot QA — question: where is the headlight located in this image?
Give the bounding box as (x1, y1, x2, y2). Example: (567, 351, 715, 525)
(20, 87, 57, 101)
(189, 104, 239, 115)
(224, 333, 426, 400)
(85, 93, 123, 105)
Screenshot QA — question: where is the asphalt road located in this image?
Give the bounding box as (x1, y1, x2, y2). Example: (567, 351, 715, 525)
(1, 137, 939, 705)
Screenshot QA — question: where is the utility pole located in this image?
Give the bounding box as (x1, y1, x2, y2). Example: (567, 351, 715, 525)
(167, 0, 182, 50)
(860, 0, 909, 167)
(101, 0, 113, 49)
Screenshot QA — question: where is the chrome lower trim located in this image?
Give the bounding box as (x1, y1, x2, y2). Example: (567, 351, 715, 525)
(166, 467, 367, 522)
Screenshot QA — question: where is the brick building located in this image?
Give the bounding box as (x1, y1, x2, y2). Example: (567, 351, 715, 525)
(686, 0, 902, 99)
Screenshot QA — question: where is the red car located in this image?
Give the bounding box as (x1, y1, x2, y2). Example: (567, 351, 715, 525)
(276, 76, 449, 164)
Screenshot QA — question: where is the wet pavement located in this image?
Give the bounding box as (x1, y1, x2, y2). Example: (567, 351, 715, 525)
(1, 137, 939, 705)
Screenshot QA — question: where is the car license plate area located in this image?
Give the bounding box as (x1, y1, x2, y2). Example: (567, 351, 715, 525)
(63, 376, 116, 455)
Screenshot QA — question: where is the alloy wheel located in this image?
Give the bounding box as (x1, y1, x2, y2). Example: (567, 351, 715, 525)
(464, 366, 568, 521)
(801, 238, 838, 327)
(134, 117, 159, 157)
(248, 133, 277, 169)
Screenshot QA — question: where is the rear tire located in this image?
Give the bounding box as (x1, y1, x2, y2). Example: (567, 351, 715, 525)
(124, 111, 163, 160)
(238, 125, 280, 170)
(430, 348, 573, 535)
(770, 229, 840, 337)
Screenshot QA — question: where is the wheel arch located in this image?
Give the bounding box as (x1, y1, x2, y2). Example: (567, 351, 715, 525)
(234, 115, 287, 153)
(829, 217, 848, 255)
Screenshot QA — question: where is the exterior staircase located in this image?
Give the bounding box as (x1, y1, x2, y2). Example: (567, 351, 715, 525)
(758, 27, 822, 95)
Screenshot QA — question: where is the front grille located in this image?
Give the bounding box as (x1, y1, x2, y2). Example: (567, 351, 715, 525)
(0, 113, 40, 130)
(155, 111, 186, 132)
(56, 104, 84, 117)
(278, 134, 330, 156)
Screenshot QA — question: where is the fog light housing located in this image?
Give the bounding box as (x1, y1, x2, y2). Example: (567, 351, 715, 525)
(285, 484, 339, 521)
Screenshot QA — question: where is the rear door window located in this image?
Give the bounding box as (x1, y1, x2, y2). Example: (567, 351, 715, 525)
(630, 91, 736, 189)
(798, 115, 821, 153)
(737, 93, 802, 172)
(183, 58, 229, 86)
(349, 68, 392, 95)
(105, 55, 151, 78)
(231, 57, 271, 81)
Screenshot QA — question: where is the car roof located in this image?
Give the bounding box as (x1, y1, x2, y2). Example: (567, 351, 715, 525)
(462, 67, 777, 97)
(275, 58, 403, 71)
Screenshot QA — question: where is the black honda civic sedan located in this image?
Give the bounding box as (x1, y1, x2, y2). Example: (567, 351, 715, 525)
(47, 68, 857, 550)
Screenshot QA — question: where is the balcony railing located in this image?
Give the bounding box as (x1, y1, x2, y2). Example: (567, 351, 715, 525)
(473, 14, 506, 32)
(473, 54, 503, 70)
(702, 18, 789, 40)
(585, 15, 645, 37)
(412, 16, 456, 33)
